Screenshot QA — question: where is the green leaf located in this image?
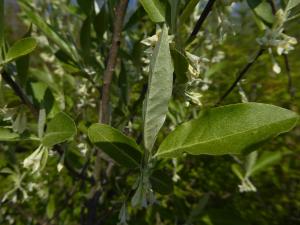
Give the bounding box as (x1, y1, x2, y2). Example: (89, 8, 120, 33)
(80, 16, 92, 58)
(179, 0, 200, 25)
(3, 38, 37, 64)
(46, 195, 56, 219)
(139, 0, 166, 23)
(77, 0, 93, 15)
(93, 7, 108, 40)
(150, 170, 173, 194)
(88, 123, 142, 168)
(19, 1, 79, 61)
(247, 0, 275, 25)
(286, 0, 300, 11)
(249, 150, 291, 176)
(155, 103, 299, 158)
(143, 24, 174, 151)
(171, 48, 188, 84)
(0, 127, 20, 141)
(42, 112, 77, 147)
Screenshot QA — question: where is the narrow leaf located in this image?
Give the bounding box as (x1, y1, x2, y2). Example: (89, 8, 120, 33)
(3, 38, 37, 64)
(155, 103, 299, 158)
(286, 0, 300, 11)
(0, 127, 20, 141)
(19, 1, 79, 61)
(88, 123, 142, 168)
(143, 24, 174, 151)
(139, 0, 165, 23)
(247, 0, 275, 25)
(42, 112, 77, 147)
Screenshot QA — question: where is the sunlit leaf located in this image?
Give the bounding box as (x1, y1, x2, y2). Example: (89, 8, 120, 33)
(3, 37, 37, 64)
(155, 103, 299, 158)
(139, 0, 165, 23)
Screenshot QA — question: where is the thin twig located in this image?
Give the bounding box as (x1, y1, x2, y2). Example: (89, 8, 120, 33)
(1, 70, 38, 118)
(99, 0, 129, 124)
(283, 54, 295, 98)
(215, 48, 265, 106)
(186, 0, 216, 44)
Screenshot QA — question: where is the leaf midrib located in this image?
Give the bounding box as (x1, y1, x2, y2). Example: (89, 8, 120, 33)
(93, 129, 139, 166)
(157, 116, 298, 157)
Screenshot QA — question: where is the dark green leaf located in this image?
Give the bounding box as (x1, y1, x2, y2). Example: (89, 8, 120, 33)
(93, 6, 108, 40)
(155, 103, 299, 158)
(171, 48, 188, 84)
(88, 123, 142, 168)
(42, 112, 77, 147)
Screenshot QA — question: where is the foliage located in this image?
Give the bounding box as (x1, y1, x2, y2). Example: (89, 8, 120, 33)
(0, 0, 300, 224)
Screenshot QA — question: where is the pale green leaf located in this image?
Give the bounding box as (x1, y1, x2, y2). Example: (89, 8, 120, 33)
(143, 24, 174, 151)
(88, 123, 142, 168)
(3, 38, 37, 64)
(42, 112, 77, 147)
(139, 0, 165, 23)
(286, 0, 300, 11)
(247, 0, 275, 25)
(155, 103, 299, 158)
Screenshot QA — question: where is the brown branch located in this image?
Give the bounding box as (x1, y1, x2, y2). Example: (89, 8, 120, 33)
(283, 54, 295, 98)
(1, 70, 38, 118)
(215, 48, 265, 106)
(186, 0, 216, 44)
(99, 0, 129, 124)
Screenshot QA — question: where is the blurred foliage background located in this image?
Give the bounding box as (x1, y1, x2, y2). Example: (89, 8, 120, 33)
(0, 0, 300, 224)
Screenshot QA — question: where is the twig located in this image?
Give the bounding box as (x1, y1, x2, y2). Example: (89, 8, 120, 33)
(86, 1, 129, 224)
(1, 70, 38, 118)
(215, 48, 265, 106)
(99, 0, 129, 124)
(186, 0, 216, 44)
(283, 54, 294, 98)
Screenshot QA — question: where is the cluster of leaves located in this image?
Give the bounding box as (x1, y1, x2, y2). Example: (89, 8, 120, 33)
(0, 0, 300, 224)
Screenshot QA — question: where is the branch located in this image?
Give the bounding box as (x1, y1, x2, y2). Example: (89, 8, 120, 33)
(215, 48, 265, 106)
(283, 54, 295, 98)
(1, 70, 38, 118)
(186, 0, 216, 44)
(99, 0, 129, 124)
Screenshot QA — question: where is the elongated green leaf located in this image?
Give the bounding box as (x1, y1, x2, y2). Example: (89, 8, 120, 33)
(19, 1, 79, 61)
(143, 25, 174, 151)
(247, 0, 275, 25)
(286, 0, 300, 11)
(0, 127, 20, 141)
(155, 103, 299, 158)
(179, 0, 200, 25)
(139, 0, 165, 23)
(171, 48, 188, 84)
(249, 150, 291, 176)
(42, 112, 77, 147)
(3, 38, 37, 64)
(88, 123, 142, 168)
(0, 127, 37, 141)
